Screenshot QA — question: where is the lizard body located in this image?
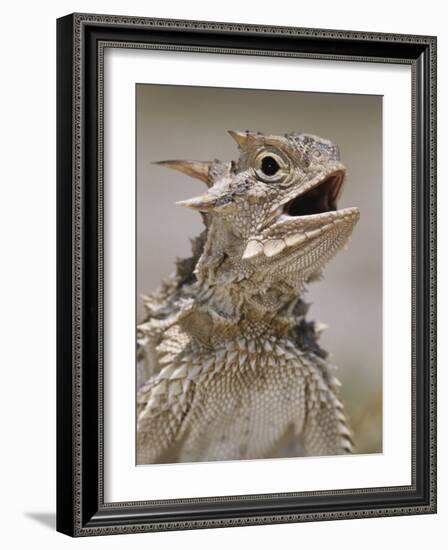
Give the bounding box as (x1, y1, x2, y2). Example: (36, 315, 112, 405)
(137, 130, 359, 464)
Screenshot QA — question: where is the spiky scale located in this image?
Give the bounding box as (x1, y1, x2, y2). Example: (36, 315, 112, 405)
(263, 239, 286, 257)
(227, 350, 239, 363)
(202, 357, 215, 372)
(242, 240, 263, 259)
(187, 364, 202, 380)
(264, 340, 273, 352)
(168, 380, 182, 398)
(152, 381, 167, 396)
(171, 364, 188, 379)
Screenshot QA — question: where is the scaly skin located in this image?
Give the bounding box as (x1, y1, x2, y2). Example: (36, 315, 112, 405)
(137, 130, 359, 464)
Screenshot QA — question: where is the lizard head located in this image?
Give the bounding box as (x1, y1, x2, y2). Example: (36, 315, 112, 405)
(155, 130, 359, 309)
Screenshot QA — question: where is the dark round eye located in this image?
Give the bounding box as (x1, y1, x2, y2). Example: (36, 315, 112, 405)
(261, 156, 280, 176)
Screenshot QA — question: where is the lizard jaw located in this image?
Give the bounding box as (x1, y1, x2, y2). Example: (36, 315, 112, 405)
(241, 207, 359, 260)
(242, 169, 359, 260)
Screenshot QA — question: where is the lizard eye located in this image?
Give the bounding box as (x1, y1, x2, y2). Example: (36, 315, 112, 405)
(255, 151, 288, 183)
(261, 156, 280, 176)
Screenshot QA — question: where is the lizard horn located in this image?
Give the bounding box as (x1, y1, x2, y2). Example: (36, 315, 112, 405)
(227, 129, 259, 149)
(154, 160, 212, 186)
(176, 193, 218, 212)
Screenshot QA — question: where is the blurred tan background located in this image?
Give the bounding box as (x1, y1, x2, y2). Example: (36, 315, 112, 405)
(136, 84, 382, 454)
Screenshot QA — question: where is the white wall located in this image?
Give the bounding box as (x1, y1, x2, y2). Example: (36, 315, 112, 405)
(0, 1, 444, 548)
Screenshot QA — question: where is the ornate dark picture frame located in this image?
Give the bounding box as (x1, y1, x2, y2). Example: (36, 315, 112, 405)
(56, 13, 437, 537)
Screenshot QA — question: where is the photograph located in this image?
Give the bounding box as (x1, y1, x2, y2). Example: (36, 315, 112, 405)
(135, 84, 383, 465)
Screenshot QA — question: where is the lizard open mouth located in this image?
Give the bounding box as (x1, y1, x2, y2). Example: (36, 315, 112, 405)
(283, 170, 345, 217)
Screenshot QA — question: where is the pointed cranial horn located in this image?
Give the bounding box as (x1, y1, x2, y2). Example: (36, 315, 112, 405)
(154, 160, 212, 186)
(227, 130, 260, 149)
(176, 193, 218, 212)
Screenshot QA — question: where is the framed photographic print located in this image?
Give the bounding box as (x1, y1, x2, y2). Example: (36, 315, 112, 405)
(56, 13, 437, 536)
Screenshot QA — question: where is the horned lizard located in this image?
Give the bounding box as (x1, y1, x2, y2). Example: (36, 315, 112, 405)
(137, 130, 359, 464)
